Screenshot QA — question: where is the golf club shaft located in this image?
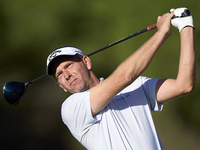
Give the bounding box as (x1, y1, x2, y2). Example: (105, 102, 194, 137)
(25, 74, 48, 86)
(87, 23, 157, 56)
(27, 23, 157, 83)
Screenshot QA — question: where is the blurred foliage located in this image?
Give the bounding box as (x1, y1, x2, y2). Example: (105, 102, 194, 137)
(0, 0, 200, 149)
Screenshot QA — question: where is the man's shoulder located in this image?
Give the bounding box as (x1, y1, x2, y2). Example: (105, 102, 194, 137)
(62, 90, 90, 106)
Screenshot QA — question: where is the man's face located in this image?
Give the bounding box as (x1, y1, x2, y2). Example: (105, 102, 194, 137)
(52, 55, 92, 93)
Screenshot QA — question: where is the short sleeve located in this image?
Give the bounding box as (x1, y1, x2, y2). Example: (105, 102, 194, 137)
(141, 76, 163, 111)
(61, 90, 101, 138)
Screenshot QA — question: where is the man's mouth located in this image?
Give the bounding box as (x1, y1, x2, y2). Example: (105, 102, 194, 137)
(70, 78, 77, 86)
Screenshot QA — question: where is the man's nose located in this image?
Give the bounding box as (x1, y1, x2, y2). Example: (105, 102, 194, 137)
(63, 70, 72, 80)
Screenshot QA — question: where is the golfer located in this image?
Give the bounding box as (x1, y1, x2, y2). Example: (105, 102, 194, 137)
(46, 8, 196, 150)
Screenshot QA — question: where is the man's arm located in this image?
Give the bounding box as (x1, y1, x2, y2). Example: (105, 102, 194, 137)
(156, 8, 196, 103)
(156, 27, 196, 102)
(90, 13, 174, 116)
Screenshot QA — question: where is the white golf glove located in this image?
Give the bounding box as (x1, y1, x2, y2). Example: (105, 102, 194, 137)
(170, 7, 194, 32)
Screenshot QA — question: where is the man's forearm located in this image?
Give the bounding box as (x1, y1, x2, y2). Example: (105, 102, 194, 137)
(177, 27, 196, 92)
(114, 13, 174, 85)
(114, 29, 170, 85)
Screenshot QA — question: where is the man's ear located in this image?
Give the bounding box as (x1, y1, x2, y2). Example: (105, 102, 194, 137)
(58, 82, 68, 92)
(82, 56, 92, 70)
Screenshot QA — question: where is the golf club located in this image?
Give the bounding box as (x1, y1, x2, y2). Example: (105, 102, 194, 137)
(3, 23, 157, 105)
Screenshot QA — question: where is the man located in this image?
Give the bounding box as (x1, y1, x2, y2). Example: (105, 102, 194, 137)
(46, 8, 196, 150)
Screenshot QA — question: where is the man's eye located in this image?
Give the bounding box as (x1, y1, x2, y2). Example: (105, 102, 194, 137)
(56, 72, 62, 78)
(67, 63, 72, 67)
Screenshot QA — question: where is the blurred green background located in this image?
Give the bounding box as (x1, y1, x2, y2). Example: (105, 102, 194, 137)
(0, 0, 199, 149)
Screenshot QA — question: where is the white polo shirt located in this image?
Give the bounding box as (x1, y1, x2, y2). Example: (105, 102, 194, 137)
(61, 76, 164, 150)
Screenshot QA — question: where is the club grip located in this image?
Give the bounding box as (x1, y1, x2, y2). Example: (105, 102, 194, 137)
(147, 23, 157, 31)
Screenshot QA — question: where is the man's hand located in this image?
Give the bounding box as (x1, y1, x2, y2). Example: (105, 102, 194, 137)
(156, 13, 174, 38)
(170, 7, 194, 32)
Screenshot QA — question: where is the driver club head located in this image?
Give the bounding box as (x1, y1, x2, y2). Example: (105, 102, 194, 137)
(2, 74, 47, 106)
(3, 81, 27, 105)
